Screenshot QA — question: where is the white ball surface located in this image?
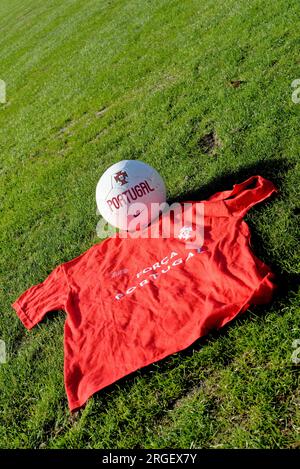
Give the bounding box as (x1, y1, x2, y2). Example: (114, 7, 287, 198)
(96, 160, 166, 231)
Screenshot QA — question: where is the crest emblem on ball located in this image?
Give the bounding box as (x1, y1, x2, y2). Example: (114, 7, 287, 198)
(114, 170, 128, 186)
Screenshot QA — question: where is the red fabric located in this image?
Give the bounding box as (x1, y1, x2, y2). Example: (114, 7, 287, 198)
(12, 175, 277, 411)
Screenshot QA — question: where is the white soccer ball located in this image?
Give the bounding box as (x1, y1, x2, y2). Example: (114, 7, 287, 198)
(96, 160, 166, 231)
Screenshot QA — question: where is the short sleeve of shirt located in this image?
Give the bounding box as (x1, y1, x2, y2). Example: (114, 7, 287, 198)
(209, 175, 277, 217)
(12, 264, 68, 330)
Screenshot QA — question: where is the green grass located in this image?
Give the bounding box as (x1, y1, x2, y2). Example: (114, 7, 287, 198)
(0, 0, 299, 449)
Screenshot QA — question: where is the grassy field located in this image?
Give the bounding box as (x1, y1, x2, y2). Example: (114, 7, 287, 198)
(0, 0, 299, 449)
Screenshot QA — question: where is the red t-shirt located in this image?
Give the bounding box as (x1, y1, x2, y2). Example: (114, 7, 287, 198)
(12, 175, 277, 411)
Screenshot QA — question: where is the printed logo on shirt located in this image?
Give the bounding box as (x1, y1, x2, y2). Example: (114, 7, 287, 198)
(114, 247, 206, 300)
(111, 268, 129, 278)
(178, 225, 193, 240)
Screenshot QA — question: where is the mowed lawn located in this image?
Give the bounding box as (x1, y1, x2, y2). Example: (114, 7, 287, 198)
(0, 0, 299, 449)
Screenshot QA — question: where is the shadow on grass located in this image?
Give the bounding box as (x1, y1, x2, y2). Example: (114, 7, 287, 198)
(169, 157, 294, 204)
